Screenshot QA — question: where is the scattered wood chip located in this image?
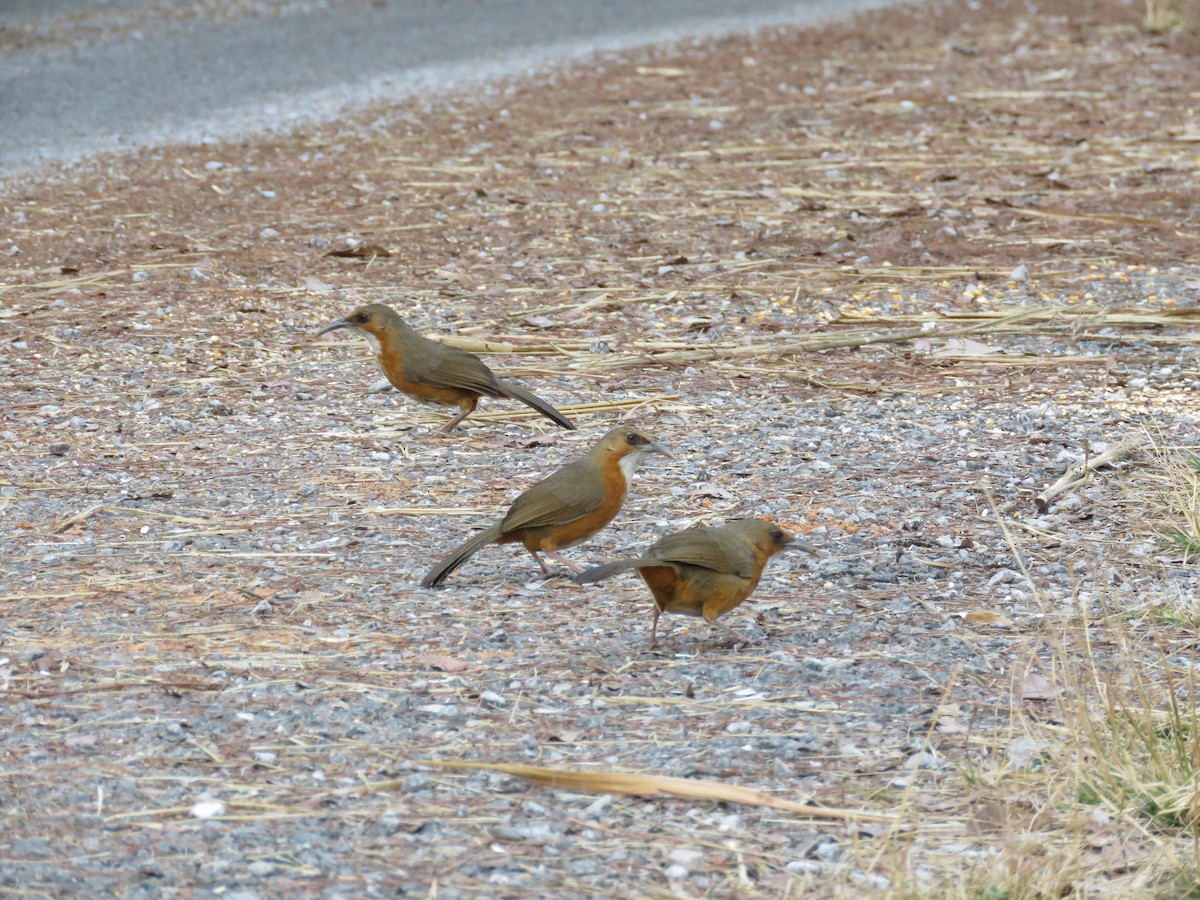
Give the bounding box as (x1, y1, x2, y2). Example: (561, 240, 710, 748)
(325, 245, 392, 258)
(1020, 670, 1056, 702)
(962, 610, 1013, 627)
(416, 653, 469, 673)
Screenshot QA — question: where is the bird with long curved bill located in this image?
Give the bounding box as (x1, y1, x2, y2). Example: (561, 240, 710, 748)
(576, 519, 815, 646)
(422, 426, 671, 587)
(316, 303, 574, 433)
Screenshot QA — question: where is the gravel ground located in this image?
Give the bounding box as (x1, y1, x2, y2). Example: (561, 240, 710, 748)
(2, 0, 1200, 896)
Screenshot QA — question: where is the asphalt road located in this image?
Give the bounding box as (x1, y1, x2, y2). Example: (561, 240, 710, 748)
(0, 0, 888, 180)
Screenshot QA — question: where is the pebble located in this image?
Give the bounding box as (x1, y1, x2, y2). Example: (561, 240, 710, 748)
(418, 704, 459, 717)
(787, 859, 823, 876)
(716, 814, 742, 832)
(667, 848, 705, 870)
(584, 795, 613, 817)
(814, 841, 844, 863)
(1006, 735, 1045, 770)
(493, 821, 558, 844)
(988, 569, 1019, 586)
(191, 799, 225, 818)
(854, 871, 893, 890)
(404, 773, 432, 792)
(48, 442, 71, 456)
(904, 750, 944, 770)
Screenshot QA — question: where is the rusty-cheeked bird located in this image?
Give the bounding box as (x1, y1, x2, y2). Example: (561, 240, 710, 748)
(421, 426, 671, 587)
(575, 518, 814, 645)
(316, 303, 574, 433)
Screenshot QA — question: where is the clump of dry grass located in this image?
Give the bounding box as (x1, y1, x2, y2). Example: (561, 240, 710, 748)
(811, 468, 1200, 899)
(1153, 449, 1200, 561)
(1062, 605, 1200, 897)
(1142, 0, 1194, 32)
(1101, 435, 1200, 628)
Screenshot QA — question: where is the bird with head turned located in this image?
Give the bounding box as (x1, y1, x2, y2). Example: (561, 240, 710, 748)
(316, 303, 574, 433)
(421, 425, 672, 587)
(575, 518, 815, 646)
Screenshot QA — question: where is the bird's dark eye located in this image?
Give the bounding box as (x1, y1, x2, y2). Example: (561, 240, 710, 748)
(354, 313, 369, 324)
(770, 529, 784, 543)
(625, 432, 645, 446)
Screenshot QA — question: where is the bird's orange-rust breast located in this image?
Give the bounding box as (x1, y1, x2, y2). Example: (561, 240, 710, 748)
(371, 324, 473, 407)
(515, 426, 666, 553)
(520, 461, 627, 552)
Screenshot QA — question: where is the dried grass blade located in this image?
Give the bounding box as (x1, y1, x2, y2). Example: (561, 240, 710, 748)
(464, 395, 682, 423)
(363, 506, 494, 517)
(416, 760, 895, 821)
(53, 504, 218, 533)
(0, 680, 224, 699)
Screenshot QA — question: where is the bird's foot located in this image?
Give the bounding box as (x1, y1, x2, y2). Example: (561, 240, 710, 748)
(713, 624, 760, 647)
(543, 550, 584, 575)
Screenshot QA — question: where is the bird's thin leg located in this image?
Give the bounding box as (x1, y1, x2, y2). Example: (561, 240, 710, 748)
(439, 406, 474, 434)
(650, 607, 663, 647)
(543, 549, 584, 574)
(526, 549, 553, 577)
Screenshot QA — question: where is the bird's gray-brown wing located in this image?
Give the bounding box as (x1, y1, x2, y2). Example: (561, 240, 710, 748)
(499, 458, 605, 531)
(402, 336, 504, 396)
(645, 526, 757, 577)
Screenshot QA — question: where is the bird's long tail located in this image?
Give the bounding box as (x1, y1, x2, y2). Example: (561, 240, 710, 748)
(498, 380, 575, 430)
(573, 558, 643, 585)
(421, 524, 503, 588)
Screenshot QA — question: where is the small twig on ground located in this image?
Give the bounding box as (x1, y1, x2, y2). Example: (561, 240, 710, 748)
(1035, 436, 1143, 512)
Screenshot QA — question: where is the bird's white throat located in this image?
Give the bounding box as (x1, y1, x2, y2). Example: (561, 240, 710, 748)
(356, 329, 383, 357)
(619, 449, 646, 481)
